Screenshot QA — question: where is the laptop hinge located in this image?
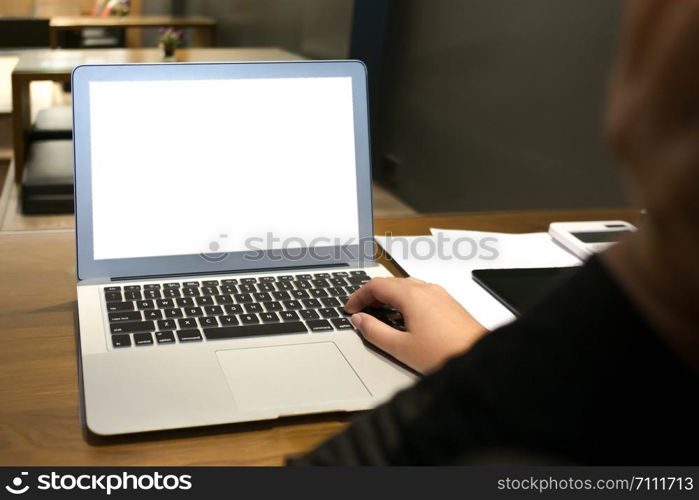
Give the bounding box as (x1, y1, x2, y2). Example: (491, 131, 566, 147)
(110, 262, 357, 282)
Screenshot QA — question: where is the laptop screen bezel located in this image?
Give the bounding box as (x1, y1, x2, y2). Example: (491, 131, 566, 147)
(72, 60, 374, 281)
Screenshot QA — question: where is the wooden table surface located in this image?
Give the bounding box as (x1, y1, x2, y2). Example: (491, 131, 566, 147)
(0, 208, 636, 466)
(11, 47, 303, 184)
(49, 16, 217, 49)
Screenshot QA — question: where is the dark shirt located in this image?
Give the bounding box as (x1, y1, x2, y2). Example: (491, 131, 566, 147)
(290, 257, 698, 465)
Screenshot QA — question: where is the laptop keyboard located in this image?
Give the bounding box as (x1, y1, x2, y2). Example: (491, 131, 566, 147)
(103, 270, 371, 348)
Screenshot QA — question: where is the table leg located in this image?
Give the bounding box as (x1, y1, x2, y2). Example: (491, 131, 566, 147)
(11, 76, 30, 184)
(49, 28, 58, 49)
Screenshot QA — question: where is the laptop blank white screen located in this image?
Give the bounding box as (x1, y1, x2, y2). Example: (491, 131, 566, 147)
(88, 77, 359, 261)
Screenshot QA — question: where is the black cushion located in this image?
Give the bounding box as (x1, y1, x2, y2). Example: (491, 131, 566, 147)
(29, 106, 72, 141)
(22, 140, 74, 214)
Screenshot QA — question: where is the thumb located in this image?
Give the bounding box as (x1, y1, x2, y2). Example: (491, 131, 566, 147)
(351, 313, 405, 359)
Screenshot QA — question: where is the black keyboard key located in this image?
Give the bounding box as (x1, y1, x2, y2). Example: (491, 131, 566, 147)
(253, 292, 271, 302)
(238, 283, 256, 293)
(280, 311, 300, 321)
(222, 278, 238, 285)
(125, 285, 141, 291)
(178, 318, 197, 329)
(184, 306, 203, 316)
(143, 284, 161, 290)
(199, 316, 218, 327)
(156, 298, 174, 308)
(164, 283, 181, 288)
(302, 298, 321, 308)
(219, 315, 239, 326)
(110, 320, 155, 334)
(260, 276, 276, 282)
(321, 297, 341, 308)
(331, 318, 354, 330)
(216, 294, 234, 304)
(272, 291, 291, 300)
(164, 308, 183, 319)
(177, 330, 202, 342)
(313, 273, 331, 279)
(332, 271, 350, 277)
(338, 295, 349, 305)
(291, 289, 309, 299)
(224, 304, 244, 315)
(348, 275, 371, 285)
(176, 297, 195, 307)
(144, 310, 163, 320)
(279, 275, 294, 281)
(330, 278, 348, 287)
(260, 312, 280, 323)
(203, 321, 308, 341)
(203, 280, 219, 286)
(163, 288, 181, 298)
(124, 290, 142, 301)
(241, 277, 257, 284)
(263, 301, 283, 312)
(276, 281, 293, 291)
(295, 280, 312, 289)
(283, 300, 303, 310)
(107, 302, 134, 312)
(183, 281, 200, 287)
(105, 286, 121, 292)
(104, 291, 122, 302)
(143, 290, 161, 299)
(239, 313, 259, 324)
(318, 308, 339, 319)
(136, 300, 155, 310)
(307, 319, 333, 332)
(299, 309, 319, 320)
(345, 285, 360, 294)
(310, 288, 328, 298)
(327, 287, 344, 296)
(182, 287, 200, 297)
(221, 284, 238, 294)
(196, 296, 214, 306)
(296, 274, 312, 280)
(205, 305, 223, 315)
(157, 319, 176, 330)
(311, 279, 330, 288)
(108, 311, 141, 322)
(257, 282, 275, 292)
(350, 270, 368, 276)
(112, 334, 131, 348)
(201, 286, 219, 296)
(234, 293, 253, 303)
(155, 331, 176, 344)
(245, 303, 263, 313)
(134, 332, 154, 346)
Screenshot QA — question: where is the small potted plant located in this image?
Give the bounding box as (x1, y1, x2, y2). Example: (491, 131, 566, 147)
(158, 27, 183, 59)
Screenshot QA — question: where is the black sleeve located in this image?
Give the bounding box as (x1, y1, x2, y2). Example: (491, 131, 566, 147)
(289, 257, 699, 465)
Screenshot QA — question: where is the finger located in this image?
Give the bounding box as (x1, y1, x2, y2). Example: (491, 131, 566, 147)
(344, 277, 413, 313)
(351, 313, 406, 359)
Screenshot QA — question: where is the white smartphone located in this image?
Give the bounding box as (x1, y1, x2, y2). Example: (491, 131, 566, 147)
(548, 220, 637, 260)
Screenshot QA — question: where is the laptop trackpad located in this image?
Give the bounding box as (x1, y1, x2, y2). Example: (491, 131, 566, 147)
(216, 342, 370, 411)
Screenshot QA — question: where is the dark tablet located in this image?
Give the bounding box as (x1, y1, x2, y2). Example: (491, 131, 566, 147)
(472, 266, 580, 315)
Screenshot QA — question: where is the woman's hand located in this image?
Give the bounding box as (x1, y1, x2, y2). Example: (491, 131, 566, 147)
(344, 277, 487, 374)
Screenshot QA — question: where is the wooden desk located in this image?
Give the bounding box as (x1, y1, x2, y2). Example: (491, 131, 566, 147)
(0, 209, 636, 465)
(11, 48, 303, 184)
(49, 16, 217, 49)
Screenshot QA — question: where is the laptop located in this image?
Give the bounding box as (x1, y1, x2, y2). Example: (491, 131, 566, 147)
(72, 60, 416, 436)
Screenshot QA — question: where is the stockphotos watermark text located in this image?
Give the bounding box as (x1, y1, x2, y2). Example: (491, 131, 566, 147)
(200, 232, 500, 263)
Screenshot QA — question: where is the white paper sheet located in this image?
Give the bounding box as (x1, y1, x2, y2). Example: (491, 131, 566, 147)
(375, 229, 581, 330)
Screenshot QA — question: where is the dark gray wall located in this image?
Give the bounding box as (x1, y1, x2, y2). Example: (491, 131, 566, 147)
(182, 0, 353, 59)
(377, 0, 628, 211)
